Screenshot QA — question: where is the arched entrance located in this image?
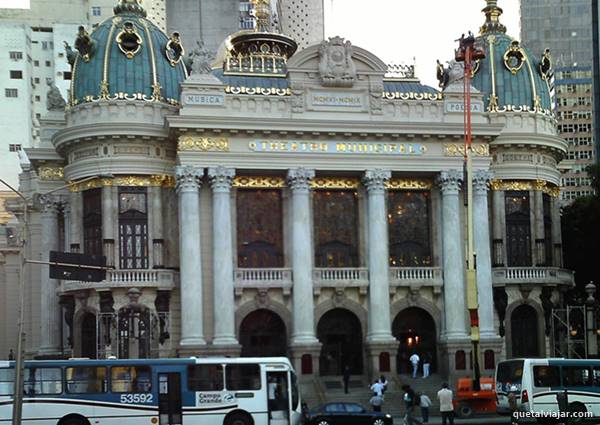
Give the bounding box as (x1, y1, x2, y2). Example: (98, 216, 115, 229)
(317, 308, 363, 376)
(239, 309, 287, 357)
(393, 307, 437, 374)
(81, 312, 97, 359)
(511, 304, 540, 357)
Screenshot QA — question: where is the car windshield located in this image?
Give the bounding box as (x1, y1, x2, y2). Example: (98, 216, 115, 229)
(345, 403, 365, 413)
(324, 403, 345, 413)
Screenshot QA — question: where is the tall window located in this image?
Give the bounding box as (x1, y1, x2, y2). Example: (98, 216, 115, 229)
(236, 189, 283, 267)
(543, 194, 553, 266)
(118, 187, 148, 269)
(505, 191, 531, 266)
(82, 188, 102, 256)
(388, 191, 432, 266)
(313, 190, 359, 267)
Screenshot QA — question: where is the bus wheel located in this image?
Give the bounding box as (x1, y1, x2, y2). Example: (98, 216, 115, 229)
(456, 403, 473, 418)
(568, 402, 587, 425)
(224, 412, 253, 425)
(58, 415, 90, 425)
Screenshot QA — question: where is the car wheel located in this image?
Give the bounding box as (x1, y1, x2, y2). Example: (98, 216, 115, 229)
(373, 419, 387, 425)
(316, 419, 331, 425)
(456, 402, 473, 418)
(568, 402, 587, 425)
(225, 412, 252, 425)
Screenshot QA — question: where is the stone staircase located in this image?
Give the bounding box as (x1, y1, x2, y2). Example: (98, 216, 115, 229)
(301, 374, 445, 418)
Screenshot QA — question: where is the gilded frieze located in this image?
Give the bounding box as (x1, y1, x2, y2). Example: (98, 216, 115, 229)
(38, 167, 65, 181)
(385, 179, 433, 190)
(443, 143, 490, 157)
(490, 179, 560, 197)
(69, 175, 175, 192)
(233, 176, 286, 188)
(310, 177, 359, 189)
(178, 136, 230, 152)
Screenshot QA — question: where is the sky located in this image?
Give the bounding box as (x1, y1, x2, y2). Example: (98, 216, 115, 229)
(0, 0, 29, 8)
(324, 0, 520, 88)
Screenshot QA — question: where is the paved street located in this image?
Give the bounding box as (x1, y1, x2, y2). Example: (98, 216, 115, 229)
(390, 415, 510, 425)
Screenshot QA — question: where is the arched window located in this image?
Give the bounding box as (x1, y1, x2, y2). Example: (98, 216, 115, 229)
(484, 350, 495, 370)
(505, 191, 531, 266)
(455, 350, 466, 370)
(83, 188, 102, 256)
(118, 187, 148, 269)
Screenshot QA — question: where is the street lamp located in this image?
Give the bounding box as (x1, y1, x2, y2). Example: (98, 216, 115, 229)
(0, 173, 111, 425)
(585, 282, 597, 358)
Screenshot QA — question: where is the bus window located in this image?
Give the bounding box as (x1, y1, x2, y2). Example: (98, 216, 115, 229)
(291, 372, 299, 410)
(533, 366, 560, 387)
(496, 360, 523, 392)
(563, 366, 591, 387)
(111, 366, 152, 393)
(593, 368, 600, 386)
(188, 364, 223, 391)
(226, 364, 260, 391)
(66, 367, 107, 393)
(24, 367, 62, 395)
(0, 368, 14, 395)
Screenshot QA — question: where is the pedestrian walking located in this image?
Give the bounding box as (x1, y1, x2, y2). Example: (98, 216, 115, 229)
(409, 352, 420, 378)
(420, 392, 432, 423)
(370, 379, 384, 397)
(402, 384, 423, 425)
(508, 385, 519, 425)
(342, 365, 350, 394)
(437, 382, 454, 425)
(8, 349, 14, 361)
(370, 393, 384, 412)
(422, 352, 431, 378)
(379, 374, 388, 394)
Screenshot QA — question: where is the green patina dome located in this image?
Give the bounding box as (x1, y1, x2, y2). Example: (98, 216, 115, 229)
(69, 0, 187, 106)
(470, 1, 553, 114)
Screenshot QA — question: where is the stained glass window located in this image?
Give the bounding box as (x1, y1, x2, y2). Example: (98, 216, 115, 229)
(313, 190, 359, 267)
(118, 187, 148, 269)
(83, 188, 102, 256)
(236, 189, 283, 267)
(387, 191, 431, 266)
(505, 191, 532, 266)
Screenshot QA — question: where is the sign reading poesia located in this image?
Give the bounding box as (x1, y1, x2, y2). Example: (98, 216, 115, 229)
(248, 140, 427, 155)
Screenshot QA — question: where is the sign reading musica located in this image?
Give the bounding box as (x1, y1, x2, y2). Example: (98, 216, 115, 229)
(248, 140, 427, 155)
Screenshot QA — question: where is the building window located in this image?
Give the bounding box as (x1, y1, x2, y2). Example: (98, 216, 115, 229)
(5, 88, 18, 98)
(41, 41, 48, 50)
(388, 190, 432, 266)
(313, 190, 359, 267)
(92, 6, 101, 16)
(34, 77, 40, 84)
(63, 71, 72, 80)
(9, 51, 23, 60)
(33, 60, 39, 67)
(45, 60, 51, 67)
(505, 191, 532, 267)
(9, 144, 22, 152)
(236, 189, 283, 267)
(118, 187, 148, 269)
(83, 188, 103, 256)
(35, 113, 41, 119)
(35, 95, 40, 102)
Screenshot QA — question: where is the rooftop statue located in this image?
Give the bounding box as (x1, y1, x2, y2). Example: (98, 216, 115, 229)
(189, 41, 214, 76)
(46, 80, 66, 111)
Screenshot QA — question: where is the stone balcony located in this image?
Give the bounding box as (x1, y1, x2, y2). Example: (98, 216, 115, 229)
(389, 267, 443, 293)
(61, 269, 178, 292)
(492, 267, 575, 286)
(234, 268, 293, 295)
(312, 267, 370, 294)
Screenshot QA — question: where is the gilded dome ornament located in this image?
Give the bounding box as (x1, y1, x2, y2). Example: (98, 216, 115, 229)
(74, 26, 94, 62)
(165, 32, 184, 67)
(503, 40, 525, 74)
(538, 48, 553, 80)
(116, 22, 143, 59)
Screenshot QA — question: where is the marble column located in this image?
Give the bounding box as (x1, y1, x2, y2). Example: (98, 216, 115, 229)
(437, 170, 468, 340)
(363, 169, 394, 343)
(533, 188, 545, 265)
(208, 166, 238, 347)
(39, 196, 62, 355)
(473, 170, 497, 339)
(491, 189, 505, 267)
(69, 191, 82, 252)
(287, 168, 319, 346)
(101, 185, 114, 267)
(175, 165, 206, 347)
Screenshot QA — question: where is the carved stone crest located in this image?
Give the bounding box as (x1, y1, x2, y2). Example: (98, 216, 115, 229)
(318, 36, 356, 88)
(255, 289, 271, 308)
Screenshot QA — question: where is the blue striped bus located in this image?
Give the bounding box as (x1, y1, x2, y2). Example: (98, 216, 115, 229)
(0, 356, 300, 425)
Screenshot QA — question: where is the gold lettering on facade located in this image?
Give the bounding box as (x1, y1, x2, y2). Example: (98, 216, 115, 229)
(178, 136, 230, 152)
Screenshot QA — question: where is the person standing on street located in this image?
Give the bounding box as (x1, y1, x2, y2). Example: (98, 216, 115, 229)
(370, 379, 384, 397)
(343, 365, 350, 394)
(402, 384, 423, 425)
(370, 393, 384, 412)
(422, 352, 431, 378)
(410, 352, 420, 378)
(420, 392, 432, 423)
(437, 382, 454, 425)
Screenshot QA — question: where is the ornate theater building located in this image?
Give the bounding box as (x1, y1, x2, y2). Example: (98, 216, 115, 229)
(1, 0, 574, 384)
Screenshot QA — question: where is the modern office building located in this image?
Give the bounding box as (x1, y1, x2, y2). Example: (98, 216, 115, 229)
(593, 0, 600, 163)
(521, 0, 596, 201)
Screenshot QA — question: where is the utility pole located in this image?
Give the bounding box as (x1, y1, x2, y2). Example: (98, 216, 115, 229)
(455, 32, 485, 391)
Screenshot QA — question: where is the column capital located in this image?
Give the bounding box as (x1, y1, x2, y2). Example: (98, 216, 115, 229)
(175, 165, 203, 193)
(39, 195, 62, 215)
(436, 169, 463, 194)
(287, 168, 315, 191)
(362, 169, 391, 193)
(473, 170, 494, 195)
(208, 166, 235, 192)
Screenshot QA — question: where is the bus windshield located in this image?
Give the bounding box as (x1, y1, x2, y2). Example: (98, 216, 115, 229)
(496, 360, 524, 393)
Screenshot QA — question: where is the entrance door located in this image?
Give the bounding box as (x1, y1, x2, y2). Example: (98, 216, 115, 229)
(266, 371, 290, 425)
(317, 308, 363, 375)
(511, 304, 540, 357)
(158, 373, 182, 425)
(392, 307, 437, 375)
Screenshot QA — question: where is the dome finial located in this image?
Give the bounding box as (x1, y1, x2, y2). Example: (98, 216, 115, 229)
(251, 0, 272, 32)
(480, 0, 507, 34)
(114, 0, 147, 17)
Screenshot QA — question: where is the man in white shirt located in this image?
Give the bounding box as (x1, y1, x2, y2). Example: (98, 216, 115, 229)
(437, 382, 454, 425)
(370, 380, 384, 397)
(409, 352, 420, 378)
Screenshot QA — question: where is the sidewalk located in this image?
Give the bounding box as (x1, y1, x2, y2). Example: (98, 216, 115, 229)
(391, 414, 511, 425)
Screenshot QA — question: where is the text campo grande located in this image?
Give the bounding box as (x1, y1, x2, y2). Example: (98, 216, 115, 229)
(248, 140, 427, 155)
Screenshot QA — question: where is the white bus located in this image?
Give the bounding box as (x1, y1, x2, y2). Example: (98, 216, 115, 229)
(496, 358, 600, 424)
(0, 356, 301, 425)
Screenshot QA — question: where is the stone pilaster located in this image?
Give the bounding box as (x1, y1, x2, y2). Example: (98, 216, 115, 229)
(533, 186, 545, 265)
(208, 166, 239, 351)
(101, 185, 114, 267)
(175, 165, 206, 347)
(69, 191, 82, 252)
(151, 186, 164, 268)
(491, 189, 505, 266)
